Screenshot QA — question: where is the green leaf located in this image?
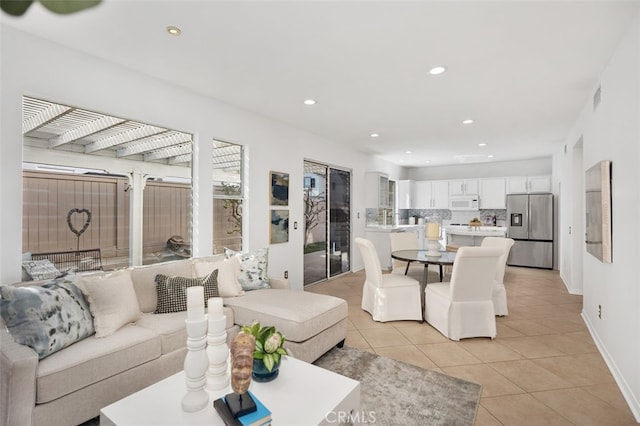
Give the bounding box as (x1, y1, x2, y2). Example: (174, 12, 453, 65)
(276, 347, 288, 356)
(1, 0, 34, 16)
(39, 0, 101, 14)
(258, 326, 275, 342)
(272, 352, 281, 365)
(255, 340, 263, 353)
(249, 322, 260, 336)
(253, 351, 264, 360)
(263, 353, 275, 372)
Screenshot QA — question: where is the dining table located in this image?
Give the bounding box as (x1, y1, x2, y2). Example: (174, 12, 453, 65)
(390, 249, 457, 316)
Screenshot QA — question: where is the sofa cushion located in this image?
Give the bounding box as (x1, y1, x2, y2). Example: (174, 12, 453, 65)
(225, 248, 270, 291)
(0, 276, 94, 359)
(136, 306, 235, 355)
(129, 259, 194, 313)
(154, 269, 219, 314)
(76, 270, 142, 338)
(191, 257, 243, 297)
(224, 289, 348, 342)
(35, 324, 160, 404)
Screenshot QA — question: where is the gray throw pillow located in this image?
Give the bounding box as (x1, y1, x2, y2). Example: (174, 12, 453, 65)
(0, 275, 95, 359)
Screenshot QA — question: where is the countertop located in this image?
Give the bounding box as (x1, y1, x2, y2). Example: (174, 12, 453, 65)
(364, 224, 424, 233)
(444, 225, 507, 237)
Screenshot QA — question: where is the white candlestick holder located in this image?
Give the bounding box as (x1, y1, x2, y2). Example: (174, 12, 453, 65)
(206, 314, 230, 393)
(181, 315, 209, 412)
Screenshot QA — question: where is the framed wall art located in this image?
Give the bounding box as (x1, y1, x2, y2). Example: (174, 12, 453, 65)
(270, 171, 289, 206)
(585, 160, 612, 263)
(270, 209, 289, 244)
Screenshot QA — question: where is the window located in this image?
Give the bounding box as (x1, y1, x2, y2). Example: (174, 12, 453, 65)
(21, 96, 193, 269)
(212, 139, 243, 254)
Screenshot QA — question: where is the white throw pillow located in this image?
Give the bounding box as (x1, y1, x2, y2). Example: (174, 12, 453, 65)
(76, 269, 142, 338)
(225, 248, 271, 291)
(191, 257, 244, 297)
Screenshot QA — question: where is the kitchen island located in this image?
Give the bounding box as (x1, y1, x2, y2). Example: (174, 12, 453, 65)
(364, 224, 426, 270)
(445, 225, 507, 247)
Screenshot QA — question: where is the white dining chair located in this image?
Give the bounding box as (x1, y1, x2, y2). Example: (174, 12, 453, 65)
(480, 237, 515, 316)
(424, 246, 502, 340)
(355, 237, 423, 322)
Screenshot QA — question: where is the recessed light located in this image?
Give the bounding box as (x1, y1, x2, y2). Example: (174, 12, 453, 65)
(405, 151, 412, 155)
(463, 119, 474, 124)
(303, 99, 317, 105)
(166, 26, 181, 36)
(370, 133, 379, 138)
(478, 143, 487, 147)
(425, 160, 431, 164)
(428, 66, 447, 75)
(488, 155, 495, 159)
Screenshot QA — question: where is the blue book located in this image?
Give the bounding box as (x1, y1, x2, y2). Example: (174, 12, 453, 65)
(220, 391, 271, 426)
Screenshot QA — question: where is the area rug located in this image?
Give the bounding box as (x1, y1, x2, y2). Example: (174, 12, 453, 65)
(313, 346, 481, 426)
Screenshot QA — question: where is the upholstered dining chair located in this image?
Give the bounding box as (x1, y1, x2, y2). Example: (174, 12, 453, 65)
(480, 237, 515, 316)
(424, 246, 502, 340)
(355, 237, 423, 322)
(388, 231, 424, 279)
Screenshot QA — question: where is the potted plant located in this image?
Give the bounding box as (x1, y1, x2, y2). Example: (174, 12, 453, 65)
(240, 322, 289, 382)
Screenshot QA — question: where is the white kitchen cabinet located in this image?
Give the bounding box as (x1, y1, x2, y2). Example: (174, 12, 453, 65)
(365, 172, 390, 208)
(396, 180, 415, 209)
(479, 178, 506, 209)
(507, 175, 551, 194)
(449, 179, 479, 195)
(414, 180, 449, 209)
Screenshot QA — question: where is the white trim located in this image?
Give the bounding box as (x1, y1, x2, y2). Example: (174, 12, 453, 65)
(582, 312, 640, 422)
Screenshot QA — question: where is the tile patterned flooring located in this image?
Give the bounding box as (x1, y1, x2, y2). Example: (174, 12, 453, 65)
(308, 266, 637, 425)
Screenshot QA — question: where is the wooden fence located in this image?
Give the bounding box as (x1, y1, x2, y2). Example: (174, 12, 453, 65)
(23, 171, 191, 264)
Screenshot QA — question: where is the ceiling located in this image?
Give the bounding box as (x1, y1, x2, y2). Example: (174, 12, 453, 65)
(4, 1, 639, 167)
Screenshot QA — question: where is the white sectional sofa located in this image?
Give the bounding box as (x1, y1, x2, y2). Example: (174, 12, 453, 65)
(0, 255, 348, 426)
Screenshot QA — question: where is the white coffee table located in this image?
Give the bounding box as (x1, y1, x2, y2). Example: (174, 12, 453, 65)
(100, 356, 360, 425)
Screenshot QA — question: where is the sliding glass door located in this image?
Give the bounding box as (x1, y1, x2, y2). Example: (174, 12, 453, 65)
(303, 161, 351, 285)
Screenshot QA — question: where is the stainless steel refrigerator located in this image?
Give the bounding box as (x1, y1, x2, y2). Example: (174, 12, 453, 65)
(506, 193, 553, 269)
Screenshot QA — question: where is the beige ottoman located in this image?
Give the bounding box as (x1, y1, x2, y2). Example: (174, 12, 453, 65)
(224, 289, 348, 363)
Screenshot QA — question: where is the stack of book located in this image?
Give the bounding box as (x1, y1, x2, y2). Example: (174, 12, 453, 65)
(214, 391, 271, 426)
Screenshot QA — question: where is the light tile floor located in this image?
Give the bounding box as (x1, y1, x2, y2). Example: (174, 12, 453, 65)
(308, 266, 637, 425)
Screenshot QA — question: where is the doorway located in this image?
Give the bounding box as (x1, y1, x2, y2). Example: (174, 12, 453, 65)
(303, 161, 351, 285)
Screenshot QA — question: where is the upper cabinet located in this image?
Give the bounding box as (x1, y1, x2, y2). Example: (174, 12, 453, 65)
(397, 180, 415, 209)
(366, 172, 391, 208)
(507, 175, 552, 194)
(449, 179, 478, 196)
(479, 178, 506, 209)
(415, 180, 449, 209)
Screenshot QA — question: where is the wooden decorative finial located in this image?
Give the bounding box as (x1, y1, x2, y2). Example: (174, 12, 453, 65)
(230, 332, 255, 394)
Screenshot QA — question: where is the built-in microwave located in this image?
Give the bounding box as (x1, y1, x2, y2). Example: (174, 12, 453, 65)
(449, 195, 479, 211)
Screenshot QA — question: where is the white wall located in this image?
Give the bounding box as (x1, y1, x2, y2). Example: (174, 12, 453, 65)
(408, 157, 552, 181)
(554, 12, 639, 420)
(0, 26, 387, 287)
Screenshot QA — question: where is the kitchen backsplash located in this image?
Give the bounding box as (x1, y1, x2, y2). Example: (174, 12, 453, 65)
(397, 209, 507, 226)
(367, 208, 507, 226)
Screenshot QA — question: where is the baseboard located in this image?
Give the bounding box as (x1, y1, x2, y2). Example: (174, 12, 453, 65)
(559, 271, 583, 295)
(581, 312, 640, 422)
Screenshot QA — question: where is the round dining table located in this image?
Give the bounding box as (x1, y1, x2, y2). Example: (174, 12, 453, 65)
(390, 250, 457, 319)
(391, 249, 456, 283)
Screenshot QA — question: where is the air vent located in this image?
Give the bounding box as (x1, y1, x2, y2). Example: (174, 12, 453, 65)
(593, 85, 602, 110)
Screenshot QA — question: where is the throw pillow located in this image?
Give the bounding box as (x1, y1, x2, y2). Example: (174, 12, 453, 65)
(76, 270, 142, 338)
(154, 270, 219, 314)
(22, 259, 60, 281)
(191, 257, 244, 297)
(0, 275, 94, 359)
(224, 248, 270, 291)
